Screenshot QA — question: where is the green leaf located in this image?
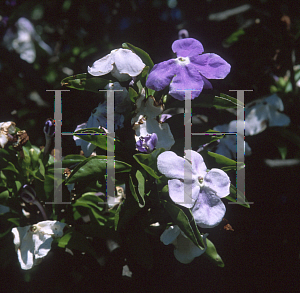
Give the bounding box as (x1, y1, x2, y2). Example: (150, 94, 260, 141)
(29, 148, 39, 170)
(65, 156, 131, 184)
(223, 29, 245, 47)
(122, 42, 154, 69)
(57, 228, 97, 258)
(168, 93, 243, 110)
(0, 160, 19, 174)
(73, 193, 107, 225)
(204, 238, 224, 267)
(129, 87, 139, 103)
(133, 148, 165, 179)
(0, 213, 20, 238)
(61, 154, 86, 168)
(161, 200, 205, 249)
(129, 172, 145, 207)
(114, 194, 141, 231)
(213, 93, 244, 109)
(225, 184, 250, 208)
(73, 127, 115, 151)
(201, 151, 243, 170)
(0, 190, 10, 204)
(136, 170, 145, 201)
(61, 73, 112, 93)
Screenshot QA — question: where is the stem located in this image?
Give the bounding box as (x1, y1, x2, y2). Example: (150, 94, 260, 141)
(34, 200, 48, 220)
(43, 137, 52, 159)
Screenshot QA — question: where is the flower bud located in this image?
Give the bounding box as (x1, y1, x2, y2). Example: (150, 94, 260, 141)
(43, 118, 55, 138)
(20, 184, 36, 203)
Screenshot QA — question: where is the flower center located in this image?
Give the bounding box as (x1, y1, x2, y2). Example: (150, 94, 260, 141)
(198, 176, 204, 184)
(175, 56, 190, 66)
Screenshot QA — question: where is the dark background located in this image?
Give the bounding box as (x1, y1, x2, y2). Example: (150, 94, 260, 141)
(1, 0, 300, 292)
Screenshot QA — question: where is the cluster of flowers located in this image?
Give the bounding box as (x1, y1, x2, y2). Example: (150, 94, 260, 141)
(3, 37, 240, 268)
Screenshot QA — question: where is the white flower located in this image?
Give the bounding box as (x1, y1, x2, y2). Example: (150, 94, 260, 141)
(131, 91, 175, 151)
(157, 150, 230, 228)
(3, 17, 52, 63)
(160, 225, 208, 264)
(0, 121, 16, 148)
(74, 82, 130, 157)
(11, 220, 67, 270)
(88, 49, 145, 82)
(214, 120, 252, 160)
(243, 94, 290, 136)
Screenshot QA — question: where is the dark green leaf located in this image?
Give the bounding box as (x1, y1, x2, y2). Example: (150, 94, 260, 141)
(225, 184, 250, 208)
(57, 228, 97, 258)
(129, 87, 139, 103)
(61, 73, 111, 93)
(204, 238, 224, 267)
(133, 148, 165, 179)
(73, 127, 116, 151)
(223, 29, 245, 47)
(122, 43, 154, 69)
(161, 200, 205, 249)
(167, 93, 243, 110)
(65, 156, 131, 184)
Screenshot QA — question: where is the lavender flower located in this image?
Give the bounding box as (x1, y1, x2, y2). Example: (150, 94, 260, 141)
(157, 150, 230, 228)
(146, 38, 231, 100)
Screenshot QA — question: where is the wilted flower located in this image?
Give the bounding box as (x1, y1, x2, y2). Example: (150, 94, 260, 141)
(160, 225, 208, 264)
(157, 150, 230, 228)
(0, 121, 16, 148)
(136, 133, 158, 153)
(3, 17, 52, 63)
(131, 90, 175, 151)
(12, 221, 67, 270)
(146, 38, 231, 101)
(88, 48, 145, 82)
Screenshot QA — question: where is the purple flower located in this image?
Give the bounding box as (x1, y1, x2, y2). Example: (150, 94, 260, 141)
(146, 38, 231, 101)
(136, 133, 158, 153)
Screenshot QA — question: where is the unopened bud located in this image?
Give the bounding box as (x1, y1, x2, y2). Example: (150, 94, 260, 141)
(43, 118, 55, 138)
(20, 184, 36, 203)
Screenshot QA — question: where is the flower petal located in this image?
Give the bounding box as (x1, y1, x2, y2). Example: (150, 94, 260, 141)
(204, 169, 230, 198)
(190, 53, 231, 79)
(172, 38, 204, 57)
(169, 64, 203, 100)
(268, 111, 290, 127)
(87, 53, 114, 76)
(173, 232, 208, 264)
(160, 225, 181, 245)
(113, 49, 145, 77)
(184, 150, 207, 177)
(36, 220, 66, 237)
(157, 151, 186, 179)
(146, 133, 158, 150)
(111, 65, 132, 81)
(202, 76, 213, 89)
(191, 188, 226, 228)
(168, 179, 199, 208)
(146, 59, 177, 91)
